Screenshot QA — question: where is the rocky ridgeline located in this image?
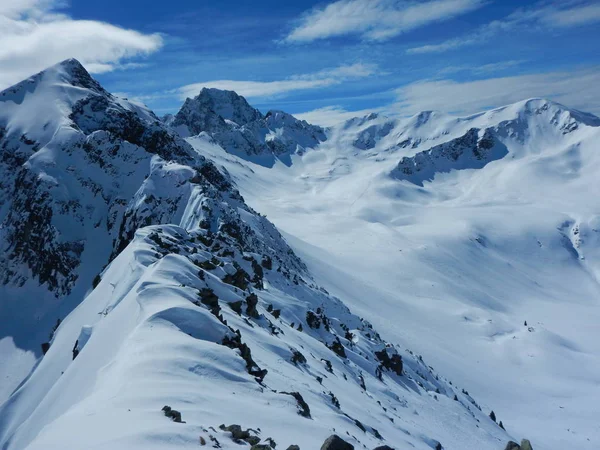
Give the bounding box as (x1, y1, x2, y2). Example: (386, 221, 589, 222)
(391, 128, 507, 186)
(0, 59, 244, 304)
(169, 88, 326, 165)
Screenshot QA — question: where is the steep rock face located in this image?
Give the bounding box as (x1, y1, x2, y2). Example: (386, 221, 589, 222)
(170, 89, 325, 165)
(391, 128, 507, 185)
(171, 88, 263, 136)
(0, 59, 250, 367)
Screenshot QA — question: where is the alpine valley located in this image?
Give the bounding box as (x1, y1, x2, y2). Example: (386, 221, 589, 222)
(1, 60, 598, 450)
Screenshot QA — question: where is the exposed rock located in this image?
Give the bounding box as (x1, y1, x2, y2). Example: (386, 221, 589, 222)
(504, 442, 520, 450)
(221, 332, 267, 382)
(170, 89, 325, 163)
(223, 267, 250, 290)
(520, 439, 533, 450)
(72, 339, 79, 360)
(229, 300, 243, 315)
(291, 349, 307, 365)
(392, 128, 506, 186)
(374, 348, 403, 376)
(161, 405, 183, 423)
(328, 338, 347, 358)
(281, 391, 311, 418)
(199, 288, 219, 309)
(247, 436, 261, 445)
(320, 434, 354, 450)
(246, 293, 259, 318)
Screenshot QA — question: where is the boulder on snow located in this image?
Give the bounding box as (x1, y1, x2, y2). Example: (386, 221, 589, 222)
(321, 434, 354, 450)
(373, 446, 394, 450)
(503, 439, 533, 450)
(220, 424, 261, 445)
(286, 446, 300, 450)
(161, 405, 183, 423)
(520, 439, 533, 450)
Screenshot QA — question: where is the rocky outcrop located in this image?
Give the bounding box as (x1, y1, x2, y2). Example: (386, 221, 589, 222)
(392, 128, 507, 186)
(321, 435, 354, 450)
(169, 89, 325, 165)
(504, 439, 533, 450)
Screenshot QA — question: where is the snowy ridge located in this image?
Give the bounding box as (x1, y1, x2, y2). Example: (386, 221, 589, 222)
(391, 128, 508, 186)
(0, 221, 506, 450)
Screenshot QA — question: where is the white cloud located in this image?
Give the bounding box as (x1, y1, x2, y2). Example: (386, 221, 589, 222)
(438, 60, 525, 75)
(0, 0, 163, 89)
(547, 3, 600, 26)
(391, 68, 600, 116)
(407, 1, 600, 54)
(178, 63, 378, 100)
(284, 0, 485, 43)
(294, 105, 384, 127)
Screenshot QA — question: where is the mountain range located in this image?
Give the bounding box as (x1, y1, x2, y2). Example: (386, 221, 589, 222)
(1, 59, 599, 450)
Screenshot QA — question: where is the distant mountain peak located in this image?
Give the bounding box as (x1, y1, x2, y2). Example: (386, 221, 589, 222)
(193, 87, 263, 125)
(477, 97, 600, 128)
(169, 88, 326, 166)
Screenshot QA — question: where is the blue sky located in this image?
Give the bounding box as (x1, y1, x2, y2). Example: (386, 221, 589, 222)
(2, 0, 600, 125)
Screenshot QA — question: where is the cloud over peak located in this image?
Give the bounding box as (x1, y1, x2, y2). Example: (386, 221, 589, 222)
(177, 63, 378, 100)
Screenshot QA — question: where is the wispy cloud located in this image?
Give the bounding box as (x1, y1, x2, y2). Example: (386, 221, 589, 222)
(177, 63, 378, 100)
(296, 66, 600, 126)
(284, 0, 485, 43)
(391, 67, 600, 116)
(438, 60, 526, 75)
(407, 1, 600, 54)
(294, 105, 385, 127)
(514, 0, 600, 28)
(0, 0, 162, 89)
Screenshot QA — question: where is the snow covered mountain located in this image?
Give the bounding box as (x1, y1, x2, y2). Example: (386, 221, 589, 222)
(2, 60, 599, 450)
(0, 62, 514, 450)
(170, 88, 326, 167)
(193, 97, 600, 450)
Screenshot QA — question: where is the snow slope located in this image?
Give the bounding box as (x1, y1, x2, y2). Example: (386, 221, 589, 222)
(186, 98, 600, 450)
(0, 62, 512, 450)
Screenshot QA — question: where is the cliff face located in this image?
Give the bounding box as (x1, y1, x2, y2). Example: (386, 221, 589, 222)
(170, 88, 325, 165)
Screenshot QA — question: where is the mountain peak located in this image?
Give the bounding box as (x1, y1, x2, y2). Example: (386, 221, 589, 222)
(45, 58, 105, 92)
(0, 58, 105, 104)
(481, 97, 600, 128)
(193, 87, 263, 125)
